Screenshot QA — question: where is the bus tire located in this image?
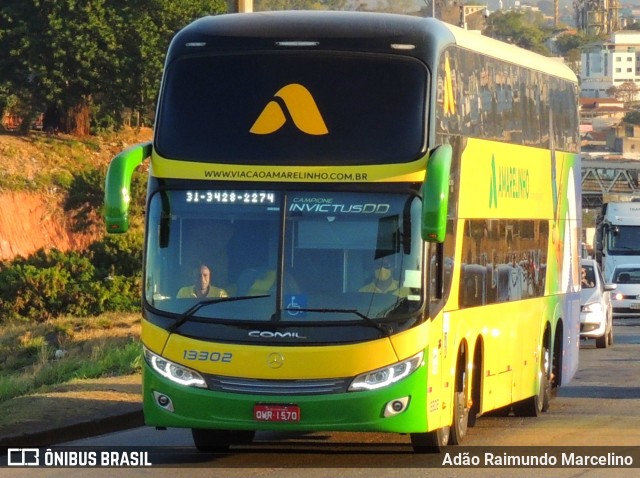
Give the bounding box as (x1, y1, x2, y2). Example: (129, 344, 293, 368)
(449, 389, 469, 445)
(513, 345, 551, 417)
(449, 354, 469, 444)
(468, 344, 482, 427)
(410, 426, 450, 453)
(191, 428, 255, 452)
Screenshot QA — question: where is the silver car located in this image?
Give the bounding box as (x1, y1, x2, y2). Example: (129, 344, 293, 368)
(580, 259, 615, 348)
(610, 265, 640, 319)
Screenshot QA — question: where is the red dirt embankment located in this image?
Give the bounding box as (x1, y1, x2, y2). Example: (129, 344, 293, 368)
(0, 191, 98, 261)
(0, 128, 152, 261)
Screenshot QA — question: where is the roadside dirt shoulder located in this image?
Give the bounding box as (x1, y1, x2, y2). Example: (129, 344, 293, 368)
(0, 374, 142, 448)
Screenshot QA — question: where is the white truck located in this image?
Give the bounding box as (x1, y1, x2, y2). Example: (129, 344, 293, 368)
(594, 200, 640, 280)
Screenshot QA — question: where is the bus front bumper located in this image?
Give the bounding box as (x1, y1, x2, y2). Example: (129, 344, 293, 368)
(142, 363, 431, 433)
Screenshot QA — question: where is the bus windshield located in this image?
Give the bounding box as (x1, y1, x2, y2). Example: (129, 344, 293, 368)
(145, 190, 423, 326)
(155, 52, 427, 165)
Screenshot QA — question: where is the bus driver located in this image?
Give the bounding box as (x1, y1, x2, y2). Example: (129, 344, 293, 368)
(177, 264, 228, 299)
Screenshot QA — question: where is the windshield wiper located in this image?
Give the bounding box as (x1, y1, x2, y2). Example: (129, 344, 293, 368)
(168, 295, 269, 332)
(283, 308, 392, 336)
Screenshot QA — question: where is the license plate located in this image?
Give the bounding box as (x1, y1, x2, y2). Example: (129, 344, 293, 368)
(630, 303, 640, 310)
(254, 404, 300, 422)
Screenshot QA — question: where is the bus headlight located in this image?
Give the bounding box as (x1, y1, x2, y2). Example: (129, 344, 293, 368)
(143, 346, 207, 388)
(348, 352, 423, 391)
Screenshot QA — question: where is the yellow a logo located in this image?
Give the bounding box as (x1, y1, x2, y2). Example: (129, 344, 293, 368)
(250, 83, 329, 135)
(443, 57, 456, 116)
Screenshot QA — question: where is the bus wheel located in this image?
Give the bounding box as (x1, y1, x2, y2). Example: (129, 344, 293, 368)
(449, 362, 469, 444)
(513, 345, 551, 417)
(191, 429, 255, 452)
(449, 388, 469, 444)
(410, 426, 450, 453)
(468, 345, 482, 427)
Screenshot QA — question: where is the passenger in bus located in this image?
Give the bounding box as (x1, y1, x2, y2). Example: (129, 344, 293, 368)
(359, 258, 407, 296)
(236, 265, 301, 296)
(247, 269, 277, 296)
(177, 264, 228, 298)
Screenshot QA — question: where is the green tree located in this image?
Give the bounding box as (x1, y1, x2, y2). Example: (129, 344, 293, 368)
(623, 110, 640, 125)
(0, 1, 49, 133)
(254, 0, 348, 10)
(0, 1, 226, 135)
(553, 32, 583, 56)
(114, 0, 227, 128)
(553, 30, 602, 57)
(484, 11, 551, 55)
(1, 1, 121, 135)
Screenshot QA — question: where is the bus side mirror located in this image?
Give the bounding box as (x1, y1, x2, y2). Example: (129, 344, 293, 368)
(421, 144, 452, 243)
(104, 141, 152, 233)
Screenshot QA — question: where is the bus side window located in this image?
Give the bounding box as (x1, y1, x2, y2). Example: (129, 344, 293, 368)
(461, 265, 486, 308)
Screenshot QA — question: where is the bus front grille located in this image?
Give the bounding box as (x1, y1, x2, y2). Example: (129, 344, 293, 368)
(205, 375, 351, 395)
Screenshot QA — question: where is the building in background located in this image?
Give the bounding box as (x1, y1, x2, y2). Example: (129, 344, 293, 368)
(581, 31, 640, 99)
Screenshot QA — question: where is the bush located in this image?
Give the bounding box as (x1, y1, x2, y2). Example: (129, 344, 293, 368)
(64, 168, 106, 233)
(89, 233, 143, 278)
(0, 238, 143, 323)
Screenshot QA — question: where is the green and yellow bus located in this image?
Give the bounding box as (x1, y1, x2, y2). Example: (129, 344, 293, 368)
(105, 11, 581, 452)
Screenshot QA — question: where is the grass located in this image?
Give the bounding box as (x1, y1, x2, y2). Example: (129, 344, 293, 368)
(0, 313, 141, 403)
(0, 127, 152, 192)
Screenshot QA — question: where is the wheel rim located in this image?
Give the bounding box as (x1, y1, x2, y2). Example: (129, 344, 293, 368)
(440, 426, 451, 446)
(537, 347, 550, 412)
(542, 347, 550, 376)
(456, 391, 468, 438)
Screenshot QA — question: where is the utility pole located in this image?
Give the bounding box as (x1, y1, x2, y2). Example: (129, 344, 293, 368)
(227, 1, 253, 13)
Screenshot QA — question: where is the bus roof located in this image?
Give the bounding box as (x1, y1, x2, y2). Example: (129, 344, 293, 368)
(170, 11, 576, 83)
(443, 21, 577, 83)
